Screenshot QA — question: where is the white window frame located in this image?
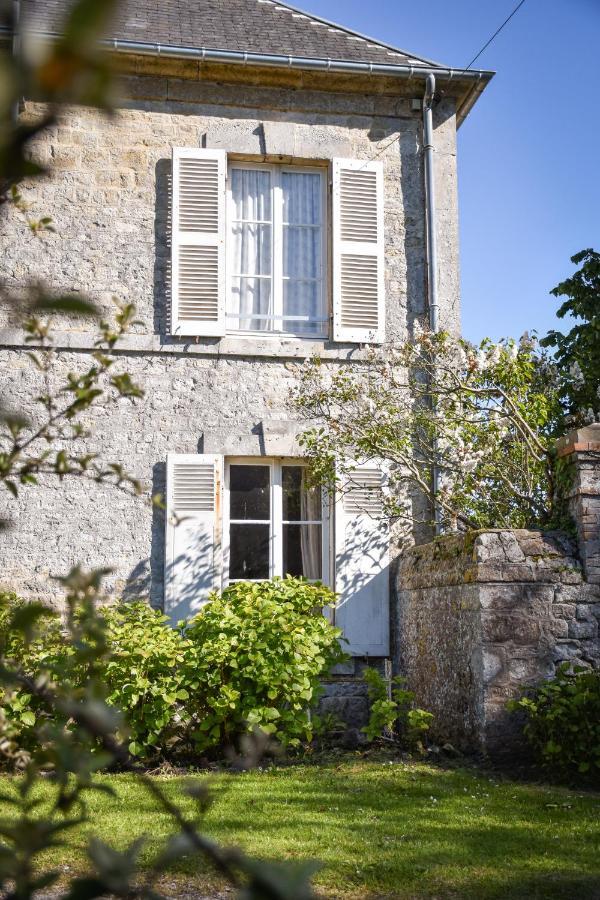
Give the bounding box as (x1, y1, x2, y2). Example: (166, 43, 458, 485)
(226, 162, 329, 339)
(222, 457, 331, 588)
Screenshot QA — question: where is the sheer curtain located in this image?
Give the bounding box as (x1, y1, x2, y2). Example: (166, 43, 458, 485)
(230, 168, 272, 331)
(282, 172, 323, 336)
(229, 168, 324, 335)
(300, 469, 322, 580)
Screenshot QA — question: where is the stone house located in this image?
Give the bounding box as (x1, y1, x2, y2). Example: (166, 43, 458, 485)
(1, 2, 497, 714)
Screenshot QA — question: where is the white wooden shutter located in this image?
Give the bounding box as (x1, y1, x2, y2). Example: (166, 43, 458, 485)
(164, 453, 223, 622)
(332, 158, 385, 344)
(334, 463, 389, 656)
(171, 148, 226, 337)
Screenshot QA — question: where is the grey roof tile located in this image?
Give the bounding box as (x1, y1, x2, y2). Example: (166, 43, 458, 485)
(20, 0, 444, 68)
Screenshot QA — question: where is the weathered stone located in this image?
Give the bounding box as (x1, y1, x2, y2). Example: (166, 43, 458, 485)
(396, 528, 600, 756)
(0, 70, 461, 609)
(568, 620, 598, 640)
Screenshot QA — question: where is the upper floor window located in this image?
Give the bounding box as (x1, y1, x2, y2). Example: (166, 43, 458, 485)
(227, 165, 327, 337)
(171, 148, 385, 345)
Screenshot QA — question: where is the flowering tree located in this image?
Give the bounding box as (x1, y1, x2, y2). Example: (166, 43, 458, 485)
(290, 331, 563, 536)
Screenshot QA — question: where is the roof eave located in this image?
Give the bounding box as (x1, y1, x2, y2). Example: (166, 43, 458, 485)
(0, 28, 495, 121)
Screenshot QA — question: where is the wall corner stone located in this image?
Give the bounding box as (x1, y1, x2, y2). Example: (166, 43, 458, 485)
(557, 423, 600, 584)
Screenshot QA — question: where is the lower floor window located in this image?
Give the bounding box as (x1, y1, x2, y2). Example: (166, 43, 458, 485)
(226, 459, 326, 582)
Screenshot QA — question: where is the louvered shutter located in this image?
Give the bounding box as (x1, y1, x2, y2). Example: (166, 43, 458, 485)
(334, 463, 389, 656)
(164, 453, 223, 622)
(332, 159, 385, 344)
(171, 148, 226, 337)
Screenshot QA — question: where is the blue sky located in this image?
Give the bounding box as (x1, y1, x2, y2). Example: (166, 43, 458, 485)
(304, 0, 599, 343)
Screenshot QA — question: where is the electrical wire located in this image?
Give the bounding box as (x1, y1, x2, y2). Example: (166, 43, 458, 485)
(464, 0, 527, 71)
(356, 0, 529, 170)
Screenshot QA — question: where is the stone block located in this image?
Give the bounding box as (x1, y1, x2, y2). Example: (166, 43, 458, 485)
(482, 611, 541, 645)
(551, 641, 583, 663)
(549, 617, 569, 638)
(482, 648, 504, 684)
(568, 620, 598, 640)
(318, 695, 369, 731)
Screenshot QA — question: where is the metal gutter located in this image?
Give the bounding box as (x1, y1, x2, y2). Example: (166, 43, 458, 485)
(0, 26, 494, 89)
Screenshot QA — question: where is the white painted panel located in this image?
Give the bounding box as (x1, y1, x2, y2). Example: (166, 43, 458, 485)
(171, 148, 226, 337)
(332, 158, 385, 344)
(335, 464, 389, 656)
(165, 453, 223, 622)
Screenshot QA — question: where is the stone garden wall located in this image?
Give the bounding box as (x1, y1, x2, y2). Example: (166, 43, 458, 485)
(396, 529, 600, 755)
(395, 425, 600, 756)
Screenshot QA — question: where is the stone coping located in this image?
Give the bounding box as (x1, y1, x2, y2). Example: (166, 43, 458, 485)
(398, 529, 582, 591)
(556, 424, 600, 457)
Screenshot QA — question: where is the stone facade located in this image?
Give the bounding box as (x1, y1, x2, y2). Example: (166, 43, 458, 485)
(396, 529, 600, 754)
(0, 61, 461, 608)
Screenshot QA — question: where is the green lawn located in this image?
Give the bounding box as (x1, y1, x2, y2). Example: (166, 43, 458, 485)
(2, 757, 600, 899)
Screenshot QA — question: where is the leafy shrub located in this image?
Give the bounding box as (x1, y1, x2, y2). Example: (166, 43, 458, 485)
(362, 667, 433, 751)
(184, 578, 346, 751)
(0, 592, 67, 749)
(102, 602, 194, 757)
(508, 664, 600, 779)
(0, 578, 345, 760)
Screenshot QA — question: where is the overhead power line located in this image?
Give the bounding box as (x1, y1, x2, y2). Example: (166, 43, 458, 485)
(464, 0, 527, 71)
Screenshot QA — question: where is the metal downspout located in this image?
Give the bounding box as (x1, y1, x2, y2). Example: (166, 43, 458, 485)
(423, 73, 439, 333)
(423, 73, 442, 533)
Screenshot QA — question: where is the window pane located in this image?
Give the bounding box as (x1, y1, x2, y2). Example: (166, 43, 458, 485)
(231, 169, 271, 222)
(230, 277, 272, 332)
(283, 524, 322, 579)
(282, 466, 322, 521)
(230, 524, 270, 579)
(283, 281, 322, 335)
(283, 226, 321, 279)
(230, 465, 270, 519)
(282, 172, 322, 225)
(232, 223, 272, 276)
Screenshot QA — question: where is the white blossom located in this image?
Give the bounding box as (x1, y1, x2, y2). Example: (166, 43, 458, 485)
(486, 345, 502, 366)
(569, 361, 585, 388)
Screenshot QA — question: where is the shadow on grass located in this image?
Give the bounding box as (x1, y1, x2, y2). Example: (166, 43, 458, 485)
(162, 767, 600, 899)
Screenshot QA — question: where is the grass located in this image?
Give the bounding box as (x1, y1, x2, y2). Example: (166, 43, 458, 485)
(1, 756, 600, 899)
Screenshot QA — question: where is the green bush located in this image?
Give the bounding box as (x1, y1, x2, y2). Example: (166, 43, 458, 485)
(0, 592, 67, 749)
(0, 578, 345, 760)
(362, 667, 433, 751)
(508, 663, 600, 780)
(102, 602, 195, 757)
(184, 578, 346, 751)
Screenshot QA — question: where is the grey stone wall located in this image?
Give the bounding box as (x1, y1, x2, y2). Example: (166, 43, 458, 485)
(0, 66, 461, 605)
(396, 530, 600, 754)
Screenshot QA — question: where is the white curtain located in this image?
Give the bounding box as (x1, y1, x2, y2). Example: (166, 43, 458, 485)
(231, 168, 272, 331)
(283, 172, 322, 335)
(300, 469, 322, 580)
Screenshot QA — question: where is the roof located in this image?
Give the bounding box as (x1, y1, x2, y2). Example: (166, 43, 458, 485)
(20, 0, 448, 69)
